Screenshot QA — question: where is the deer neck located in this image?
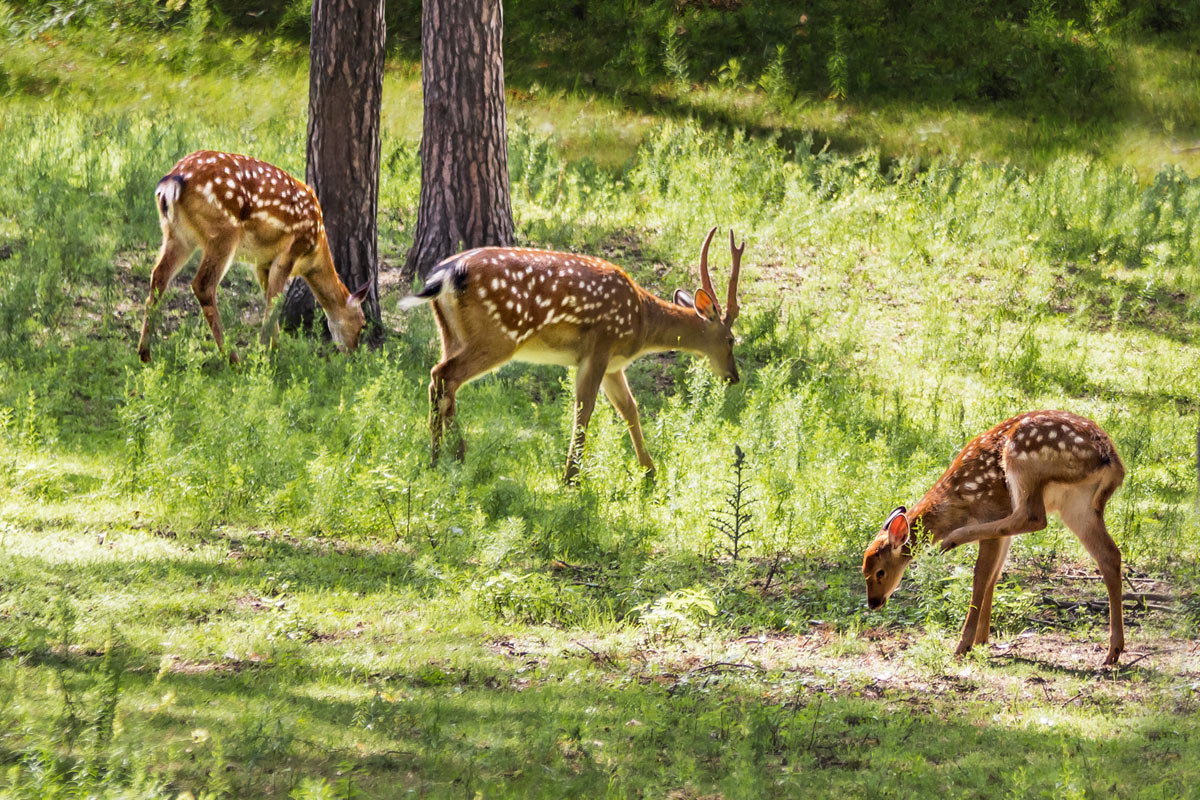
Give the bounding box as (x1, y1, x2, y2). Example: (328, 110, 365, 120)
(906, 483, 969, 551)
(640, 293, 713, 356)
(304, 239, 351, 316)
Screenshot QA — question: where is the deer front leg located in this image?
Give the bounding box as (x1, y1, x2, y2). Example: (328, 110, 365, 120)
(602, 370, 655, 477)
(259, 247, 297, 347)
(956, 538, 1011, 656)
(564, 356, 608, 484)
(972, 536, 1011, 647)
(940, 492, 1047, 551)
(138, 234, 192, 363)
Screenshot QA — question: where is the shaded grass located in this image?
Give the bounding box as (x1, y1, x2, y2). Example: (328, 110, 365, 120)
(1, 525, 1197, 798)
(7, 11, 1200, 174)
(1, 36, 1199, 796)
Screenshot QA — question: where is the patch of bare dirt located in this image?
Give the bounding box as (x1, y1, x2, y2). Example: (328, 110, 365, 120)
(233, 593, 286, 612)
(161, 652, 270, 675)
(491, 624, 1200, 711)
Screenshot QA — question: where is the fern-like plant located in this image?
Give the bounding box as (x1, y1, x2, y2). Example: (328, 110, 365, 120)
(826, 16, 849, 100)
(711, 445, 755, 563)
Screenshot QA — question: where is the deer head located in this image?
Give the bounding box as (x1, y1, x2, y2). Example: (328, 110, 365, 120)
(673, 226, 744, 383)
(862, 506, 912, 609)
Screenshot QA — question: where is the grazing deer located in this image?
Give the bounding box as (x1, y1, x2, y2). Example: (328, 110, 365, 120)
(400, 227, 744, 482)
(862, 410, 1127, 665)
(137, 150, 369, 363)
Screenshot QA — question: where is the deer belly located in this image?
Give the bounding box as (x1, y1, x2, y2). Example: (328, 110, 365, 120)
(237, 232, 280, 262)
(238, 221, 297, 262)
(606, 353, 636, 371)
(512, 338, 578, 367)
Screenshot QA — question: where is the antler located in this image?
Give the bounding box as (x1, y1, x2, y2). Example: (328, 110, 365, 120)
(698, 225, 720, 312)
(725, 228, 744, 325)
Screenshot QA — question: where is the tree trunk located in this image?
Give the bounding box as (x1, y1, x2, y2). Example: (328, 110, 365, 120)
(403, 0, 514, 280)
(282, 0, 386, 331)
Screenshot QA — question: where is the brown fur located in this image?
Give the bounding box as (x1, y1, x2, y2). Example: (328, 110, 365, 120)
(863, 410, 1126, 665)
(412, 230, 745, 482)
(137, 150, 366, 363)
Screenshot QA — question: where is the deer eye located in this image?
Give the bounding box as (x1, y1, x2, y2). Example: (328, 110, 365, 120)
(875, 569, 886, 580)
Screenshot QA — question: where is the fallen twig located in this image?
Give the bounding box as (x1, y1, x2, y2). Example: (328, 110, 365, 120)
(1119, 650, 1155, 668)
(1064, 574, 1160, 584)
(808, 695, 824, 752)
(690, 661, 765, 675)
(551, 559, 593, 573)
(1039, 594, 1176, 614)
(763, 551, 784, 593)
(375, 487, 401, 542)
(572, 640, 616, 668)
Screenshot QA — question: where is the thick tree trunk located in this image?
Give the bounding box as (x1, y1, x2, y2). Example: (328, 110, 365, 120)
(403, 0, 514, 280)
(282, 0, 386, 331)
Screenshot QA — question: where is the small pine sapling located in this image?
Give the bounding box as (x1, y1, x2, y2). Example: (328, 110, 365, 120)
(711, 445, 755, 563)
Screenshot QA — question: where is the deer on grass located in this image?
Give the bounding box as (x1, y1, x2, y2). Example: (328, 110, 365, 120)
(862, 410, 1127, 665)
(400, 227, 744, 483)
(137, 150, 368, 364)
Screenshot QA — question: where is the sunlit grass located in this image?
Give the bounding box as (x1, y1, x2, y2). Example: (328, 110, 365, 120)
(1, 15, 1200, 796)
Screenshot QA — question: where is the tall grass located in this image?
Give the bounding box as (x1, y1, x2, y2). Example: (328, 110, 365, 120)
(0, 107, 1197, 797)
(0, 106, 1195, 564)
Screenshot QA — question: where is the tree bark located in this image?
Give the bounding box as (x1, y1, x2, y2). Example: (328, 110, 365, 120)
(283, 0, 386, 331)
(403, 0, 515, 280)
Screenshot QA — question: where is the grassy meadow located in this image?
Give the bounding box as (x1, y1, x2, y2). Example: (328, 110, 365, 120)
(2, 3, 1200, 798)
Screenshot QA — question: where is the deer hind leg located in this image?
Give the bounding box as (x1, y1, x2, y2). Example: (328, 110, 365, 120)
(137, 232, 194, 363)
(956, 537, 1012, 655)
(1058, 482, 1125, 665)
(190, 235, 240, 362)
(563, 356, 609, 485)
(601, 370, 654, 476)
(431, 301, 463, 357)
(429, 338, 514, 465)
(429, 302, 470, 463)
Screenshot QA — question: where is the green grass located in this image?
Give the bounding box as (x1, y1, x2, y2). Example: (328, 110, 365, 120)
(9, 4, 1200, 174)
(2, 5, 1200, 798)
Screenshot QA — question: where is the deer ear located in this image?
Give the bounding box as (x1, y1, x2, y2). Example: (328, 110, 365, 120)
(884, 506, 909, 549)
(348, 281, 371, 304)
(693, 289, 719, 321)
(674, 289, 695, 308)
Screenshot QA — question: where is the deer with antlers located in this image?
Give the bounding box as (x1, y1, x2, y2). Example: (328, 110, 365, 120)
(137, 150, 369, 363)
(862, 410, 1127, 665)
(400, 227, 745, 483)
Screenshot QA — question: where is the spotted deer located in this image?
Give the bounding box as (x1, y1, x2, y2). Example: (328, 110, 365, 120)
(862, 410, 1127, 665)
(137, 150, 369, 363)
(400, 227, 744, 483)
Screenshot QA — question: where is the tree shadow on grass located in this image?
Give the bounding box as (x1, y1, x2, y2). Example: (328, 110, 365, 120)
(8, 641, 1200, 798)
(1051, 261, 1200, 347)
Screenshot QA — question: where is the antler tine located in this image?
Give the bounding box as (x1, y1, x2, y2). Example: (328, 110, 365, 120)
(725, 228, 744, 324)
(698, 225, 719, 311)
